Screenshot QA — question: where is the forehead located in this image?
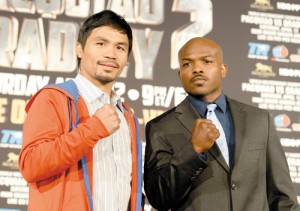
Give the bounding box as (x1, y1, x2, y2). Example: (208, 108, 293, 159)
(88, 26, 129, 43)
(179, 39, 220, 60)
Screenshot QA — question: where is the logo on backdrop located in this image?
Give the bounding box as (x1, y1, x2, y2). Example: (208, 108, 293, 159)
(250, 0, 274, 10)
(252, 62, 276, 77)
(2, 152, 19, 169)
(272, 45, 289, 62)
(274, 114, 291, 132)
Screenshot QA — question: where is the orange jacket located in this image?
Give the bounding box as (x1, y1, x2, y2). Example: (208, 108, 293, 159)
(19, 82, 143, 211)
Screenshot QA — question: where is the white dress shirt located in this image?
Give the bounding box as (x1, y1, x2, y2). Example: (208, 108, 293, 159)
(74, 74, 132, 211)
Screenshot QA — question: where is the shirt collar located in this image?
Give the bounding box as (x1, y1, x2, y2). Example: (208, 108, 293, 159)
(214, 92, 227, 113)
(74, 74, 122, 109)
(187, 92, 227, 117)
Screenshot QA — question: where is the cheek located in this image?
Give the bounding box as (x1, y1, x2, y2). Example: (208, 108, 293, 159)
(181, 77, 193, 91)
(210, 69, 223, 80)
(178, 73, 187, 85)
(210, 74, 223, 87)
(86, 50, 98, 61)
(80, 55, 97, 71)
(81, 56, 93, 66)
(118, 54, 128, 66)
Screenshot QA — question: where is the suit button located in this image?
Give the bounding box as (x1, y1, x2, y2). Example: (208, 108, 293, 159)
(231, 184, 238, 190)
(195, 171, 201, 175)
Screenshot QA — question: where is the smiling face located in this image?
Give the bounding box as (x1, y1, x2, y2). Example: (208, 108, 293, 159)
(76, 26, 129, 93)
(178, 37, 228, 102)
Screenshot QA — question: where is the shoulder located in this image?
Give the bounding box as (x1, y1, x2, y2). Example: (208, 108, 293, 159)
(46, 80, 78, 100)
(148, 107, 177, 124)
(227, 97, 268, 114)
(26, 80, 77, 112)
(145, 107, 179, 135)
(226, 97, 270, 122)
(146, 97, 190, 126)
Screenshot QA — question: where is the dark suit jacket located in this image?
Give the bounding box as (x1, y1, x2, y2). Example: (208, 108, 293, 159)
(144, 97, 299, 211)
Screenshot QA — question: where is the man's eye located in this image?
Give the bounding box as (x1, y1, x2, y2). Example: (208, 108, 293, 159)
(117, 46, 125, 51)
(96, 42, 105, 46)
(182, 62, 191, 67)
(204, 60, 213, 64)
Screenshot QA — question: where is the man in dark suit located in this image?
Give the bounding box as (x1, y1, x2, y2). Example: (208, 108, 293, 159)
(144, 37, 299, 211)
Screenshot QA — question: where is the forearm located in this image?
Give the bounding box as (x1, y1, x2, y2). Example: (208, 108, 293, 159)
(19, 115, 108, 183)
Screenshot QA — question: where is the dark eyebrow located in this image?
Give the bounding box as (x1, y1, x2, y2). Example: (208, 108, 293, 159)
(93, 36, 128, 48)
(181, 55, 214, 61)
(92, 36, 107, 41)
(202, 55, 214, 59)
(181, 58, 192, 61)
(116, 42, 129, 47)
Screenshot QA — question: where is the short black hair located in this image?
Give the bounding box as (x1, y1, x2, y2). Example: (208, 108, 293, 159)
(77, 10, 133, 65)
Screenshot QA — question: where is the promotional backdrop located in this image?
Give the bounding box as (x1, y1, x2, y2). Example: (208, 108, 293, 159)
(1, 0, 300, 210)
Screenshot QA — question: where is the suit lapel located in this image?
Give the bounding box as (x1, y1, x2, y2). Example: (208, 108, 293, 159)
(209, 145, 230, 172)
(227, 98, 246, 168)
(176, 98, 199, 133)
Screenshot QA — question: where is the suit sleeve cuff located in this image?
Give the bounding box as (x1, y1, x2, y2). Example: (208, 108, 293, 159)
(198, 153, 207, 161)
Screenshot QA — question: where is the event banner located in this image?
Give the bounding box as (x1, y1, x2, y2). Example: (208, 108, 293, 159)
(0, 0, 299, 210)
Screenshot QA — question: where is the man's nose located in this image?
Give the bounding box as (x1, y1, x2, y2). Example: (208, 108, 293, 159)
(103, 46, 117, 59)
(193, 62, 203, 73)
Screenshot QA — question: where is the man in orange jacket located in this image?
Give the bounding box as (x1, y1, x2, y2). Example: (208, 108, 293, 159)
(19, 10, 143, 211)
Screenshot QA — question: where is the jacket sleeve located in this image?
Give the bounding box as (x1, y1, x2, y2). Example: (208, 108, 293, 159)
(18, 89, 109, 183)
(144, 120, 208, 210)
(266, 113, 299, 210)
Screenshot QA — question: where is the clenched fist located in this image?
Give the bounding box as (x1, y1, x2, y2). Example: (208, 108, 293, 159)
(94, 104, 120, 135)
(191, 118, 220, 153)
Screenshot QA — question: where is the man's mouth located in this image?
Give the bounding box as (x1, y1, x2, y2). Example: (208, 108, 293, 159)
(97, 60, 119, 68)
(191, 75, 207, 83)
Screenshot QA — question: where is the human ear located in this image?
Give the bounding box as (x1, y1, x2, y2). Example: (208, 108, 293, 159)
(76, 42, 84, 58)
(221, 63, 228, 78)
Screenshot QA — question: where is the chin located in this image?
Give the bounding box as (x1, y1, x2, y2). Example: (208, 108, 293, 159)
(97, 76, 115, 84)
(190, 93, 204, 98)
